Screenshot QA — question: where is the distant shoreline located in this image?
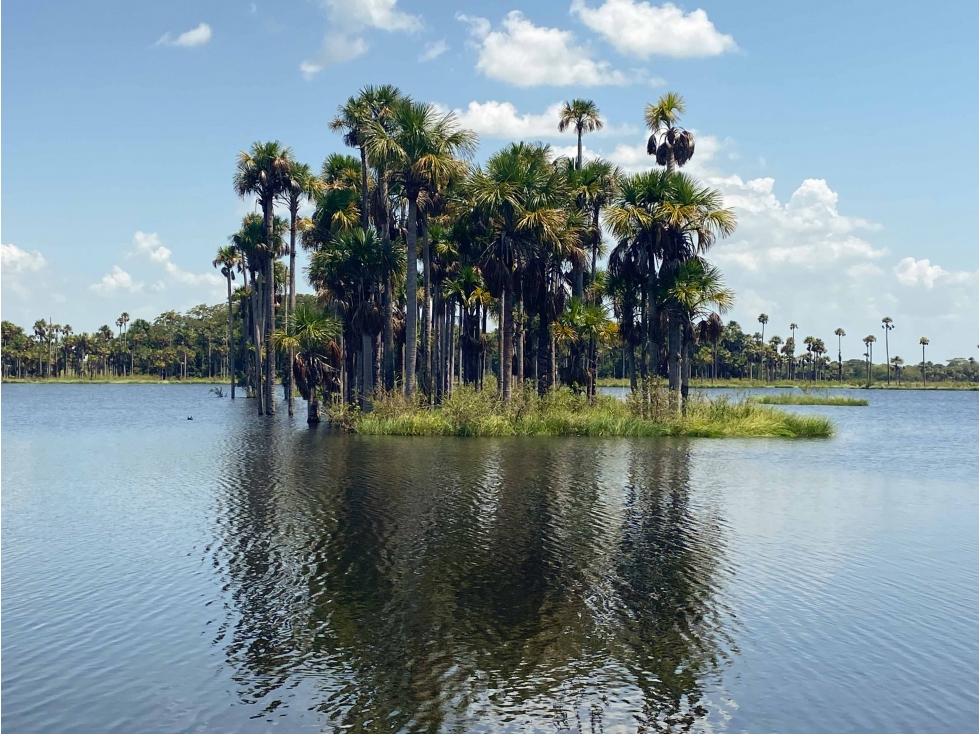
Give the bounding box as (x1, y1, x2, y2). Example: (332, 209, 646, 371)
(596, 378, 979, 391)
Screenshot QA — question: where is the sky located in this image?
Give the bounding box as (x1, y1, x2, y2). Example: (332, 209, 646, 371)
(2, 0, 978, 361)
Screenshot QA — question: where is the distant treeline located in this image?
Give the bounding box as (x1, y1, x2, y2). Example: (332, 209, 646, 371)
(3, 308, 976, 386)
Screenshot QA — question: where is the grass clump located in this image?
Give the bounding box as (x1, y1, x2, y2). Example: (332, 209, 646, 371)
(349, 384, 832, 439)
(749, 394, 868, 406)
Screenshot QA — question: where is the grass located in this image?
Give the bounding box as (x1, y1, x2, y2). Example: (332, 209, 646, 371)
(596, 377, 978, 391)
(749, 394, 868, 406)
(344, 385, 832, 439)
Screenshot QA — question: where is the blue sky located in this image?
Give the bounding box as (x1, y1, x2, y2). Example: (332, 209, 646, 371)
(3, 0, 978, 360)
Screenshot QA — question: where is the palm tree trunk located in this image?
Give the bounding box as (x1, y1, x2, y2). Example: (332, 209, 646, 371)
(265, 256, 276, 414)
(250, 274, 265, 414)
(515, 291, 524, 387)
(405, 197, 419, 397)
(287, 203, 298, 415)
(383, 275, 395, 390)
(359, 146, 369, 233)
(421, 217, 432, 399)
(501, 286, 513, 401)
(668, 312, 682, 410)
(227, 274, 236, 399)
(576, 128, 583, 170)
(361, 333, 373, 411)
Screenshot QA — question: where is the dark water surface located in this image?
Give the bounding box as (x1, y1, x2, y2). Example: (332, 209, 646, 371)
(3, 384, 978, 733)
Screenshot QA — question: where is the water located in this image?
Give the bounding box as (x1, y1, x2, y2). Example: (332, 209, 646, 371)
(2, 384, 978, 733)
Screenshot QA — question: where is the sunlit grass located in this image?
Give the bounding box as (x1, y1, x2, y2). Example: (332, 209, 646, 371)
(749, 394, 868, 406)
(348, 386, 833, 439)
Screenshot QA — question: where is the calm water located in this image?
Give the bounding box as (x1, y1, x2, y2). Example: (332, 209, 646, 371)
(2, 384, 978, 733)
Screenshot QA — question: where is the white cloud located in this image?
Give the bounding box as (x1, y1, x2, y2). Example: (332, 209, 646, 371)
(156, 23, 212, 48)
(458, 11, 634, 87)
(420, 39, 448, 62)
(131, 231, 223, 287)
(445, 100, 636, 140)
(90, 266, 144, 296)
(1, 243, 47, 274)
(571, 0, 736, 59)
(303, 0, 420, 76)
(894, 257, 979, 289)
(301, 33, 369, 78)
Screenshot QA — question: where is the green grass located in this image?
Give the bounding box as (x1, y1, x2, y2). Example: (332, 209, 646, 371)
(346, 386, 832, 439)
(596, 377, 978, 391)
(749, 394, 868, 406)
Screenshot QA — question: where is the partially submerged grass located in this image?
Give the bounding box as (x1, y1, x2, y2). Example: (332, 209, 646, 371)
(346, 385, 832, 439)
(749, 394, 868, 406)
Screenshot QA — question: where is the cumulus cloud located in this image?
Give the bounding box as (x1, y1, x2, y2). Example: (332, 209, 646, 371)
(1, 243, 47, 274)
(458, 11, 635, 87)
(131, 231, 222, 287)
(156, 23, 212, 47)
(445, 100, 634, 140)
(571, 0, 736, 59)
(420, 39, 448, 61)
(303, 0, 420, 76)
(90, 266, 144, 296)
(894, 257, 979, 289)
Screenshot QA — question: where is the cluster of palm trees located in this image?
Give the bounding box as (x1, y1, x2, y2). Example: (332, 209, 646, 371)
(1, 307, 233, 380)
(214, 87, 738, 421)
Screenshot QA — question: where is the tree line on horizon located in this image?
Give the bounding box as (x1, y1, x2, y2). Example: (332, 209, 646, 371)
(3, 89, 977, 409)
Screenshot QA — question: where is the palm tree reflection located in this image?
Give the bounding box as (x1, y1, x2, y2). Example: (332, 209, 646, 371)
(213, 434, 731, 731)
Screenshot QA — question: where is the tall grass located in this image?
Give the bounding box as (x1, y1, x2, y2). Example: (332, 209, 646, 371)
(348, 385, 832, 438)
(749, 394, 868, 406)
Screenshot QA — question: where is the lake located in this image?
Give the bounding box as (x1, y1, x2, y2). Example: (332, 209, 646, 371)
(2, 384, 978, 733)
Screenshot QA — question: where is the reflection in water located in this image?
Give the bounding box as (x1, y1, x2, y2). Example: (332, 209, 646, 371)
(212, 430, 733, 731)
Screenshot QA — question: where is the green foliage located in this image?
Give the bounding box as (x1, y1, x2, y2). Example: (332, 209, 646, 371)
(750, 394, 869, 406)
(351, 385, 832, 438)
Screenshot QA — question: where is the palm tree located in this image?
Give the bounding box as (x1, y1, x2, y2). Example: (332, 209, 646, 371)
(788, 323, 798, 378)
(834, 328, 845, 382)
(213, 245, 240, 398)
(280, 162, 323, 415)
(645, 92, 695, 172)
(233, 141, 294, 414)
(757, 314, 768, 380)
(863, 335, 876, 387)
(557, 99, 604, 170)
(272, 306, 341, 424)
(667, 258, 735, 407)
(330, 85, 402, 234)
(891, 356, 904, 387)
(920, 337, 929, 387)
(881, 316, 894, 386)
(365, 99, 477, 397)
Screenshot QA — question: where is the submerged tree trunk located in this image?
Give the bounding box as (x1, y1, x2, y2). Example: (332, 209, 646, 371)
(226, 274, 236, 399)
(250, 274, 265, 414)
(287, 203, 298, 416)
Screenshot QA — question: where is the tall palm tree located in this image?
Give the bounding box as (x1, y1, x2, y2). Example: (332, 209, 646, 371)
(213, 245, 240, 398)
(757, 314, 768, 380)
(834, 328, 846, 382)
(881, 316, 894, 386)
(789, 322, 798, 378)
(919, 336, 929, 387)
(667, 258, 735, 407)
(272, 306, 341, 424)
(645, 92, 695, 172)
(330, 85, 402, 234)
(280, 162, 323, 415)
(233, 141, 294, 414)
(557, 99, 604, 170)
(863, 335, 876, 387)
(364, 99, 477, 397)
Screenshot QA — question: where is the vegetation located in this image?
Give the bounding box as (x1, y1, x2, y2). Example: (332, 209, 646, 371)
(350, 384, 832, 438)
(4, 85, 976, 428)
(749, 394, 868, 406)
